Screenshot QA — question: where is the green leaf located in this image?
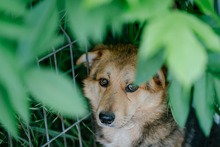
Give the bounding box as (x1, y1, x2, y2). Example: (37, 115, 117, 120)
(193, 73, 214, 136)
(83, 0, 113, 8)
(194, 0, 220, 26)
(0, 83, 17, 137)
(183, 13, 220, 52)
(36, 35, 65, 60)
(0, 49, 29, 123)
(0, 18, 26, 40)
(194, 0, 215, 15)
(139, 16, 170, 58)
(66, 0, 105, 45)
(0, 0, 27, 16)
(214, 77, 220, 105)
(25, 68, 88, 117)
(169, 77, 191, 128)
(135, 50, 164, 84)
(123, 0, 172, 21)
(67, 0, 122, 46)
(18, 0, 59, 64)
(140, 11, 213, 87)
(207, 52, 220, 73)
(0, 37, 17, 53)
(166, 24, 207, 87)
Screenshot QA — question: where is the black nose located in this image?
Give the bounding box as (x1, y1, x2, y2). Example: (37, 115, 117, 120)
(99, 111, 115, 125)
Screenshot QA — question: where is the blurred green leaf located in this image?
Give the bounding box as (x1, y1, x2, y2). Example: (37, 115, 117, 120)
(0, 49, 29, 124)
(37, 35, 65, 59)
(183, 13, 220, 52)
(123, 0, 172, 21)
(193, 73, 214, 136)
(25, 68, 88, 117)
(207, 52, 220, 73)
(169, 77, 191, 128)
(66, 0, 106, 45)
(66, 0, 122, 46)
(139, 16, 169, 58)
(0, 18, 26, 40)
(140, 11, 218, 87)
(135, 50, 164, 84)
(18, 0, 59, 64)
(194, 0, 215, 15)
(200, 15, 219, 31)
(83, 0, 113, 8)
(0, 37, 17, 52)
(166, 25, 207, 87)
(0, 84, 17, 137)
(0, 0, 27, 16)
(194, 0, 220, 26)
(214, 77, 220, 105)
(30, 7, 60, 56)
(126, 0, 139, 6)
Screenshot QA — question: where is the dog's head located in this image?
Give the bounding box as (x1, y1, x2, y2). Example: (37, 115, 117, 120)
(77, 44, 167, 128)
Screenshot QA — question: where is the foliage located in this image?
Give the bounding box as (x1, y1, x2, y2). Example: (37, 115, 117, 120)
(0, 0, 87, 137)
(0, 0, 220, 141)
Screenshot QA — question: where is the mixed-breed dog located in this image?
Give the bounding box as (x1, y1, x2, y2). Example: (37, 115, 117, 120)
(76, 44, 220, 147)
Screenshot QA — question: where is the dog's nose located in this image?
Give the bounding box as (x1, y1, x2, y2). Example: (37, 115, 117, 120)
(99, 111, 115, 125)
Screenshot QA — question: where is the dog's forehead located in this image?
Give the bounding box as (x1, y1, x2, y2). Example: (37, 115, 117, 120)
(118, 65, 136, 83)
(97, 59, 136, 83)
(91, 44, 138, 82)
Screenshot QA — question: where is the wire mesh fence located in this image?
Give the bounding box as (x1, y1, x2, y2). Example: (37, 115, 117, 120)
(0, 28, 96, 147)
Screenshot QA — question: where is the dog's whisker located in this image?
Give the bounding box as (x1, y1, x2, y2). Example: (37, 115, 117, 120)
(114, 115, 134, 128)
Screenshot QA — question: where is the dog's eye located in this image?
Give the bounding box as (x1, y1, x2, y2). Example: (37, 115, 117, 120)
(125, 84, 139, 92)
(99, 78, 109, 87)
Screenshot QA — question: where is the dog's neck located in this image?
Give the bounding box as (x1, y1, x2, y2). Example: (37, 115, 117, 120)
(132, 108, 176, 145)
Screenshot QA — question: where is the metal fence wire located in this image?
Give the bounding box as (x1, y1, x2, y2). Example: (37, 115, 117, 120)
(0, 27, 96, 147)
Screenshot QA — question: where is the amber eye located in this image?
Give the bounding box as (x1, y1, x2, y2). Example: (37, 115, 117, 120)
(99, 78, 109, 87)
(125, 84, 139, 92)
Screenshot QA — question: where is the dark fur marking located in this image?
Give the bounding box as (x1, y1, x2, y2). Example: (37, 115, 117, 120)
(93, 71, 97, 80)
(145, 82, 156, 93)
(146, 82, 151, 91)
(98, 131, 105, 141)
(96, 127, 112, 144)
(153, 74, 162, 86)
(127, 48, 133, 55)
(107, 72, 111, 79)
(97, 51, 102, 58)
(133, 110, 174, 146)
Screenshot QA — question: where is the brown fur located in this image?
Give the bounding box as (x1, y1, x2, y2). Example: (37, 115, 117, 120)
(77, 44, 184, 147)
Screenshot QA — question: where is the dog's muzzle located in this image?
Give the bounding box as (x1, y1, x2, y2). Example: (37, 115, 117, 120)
(99, 111, 115, 125)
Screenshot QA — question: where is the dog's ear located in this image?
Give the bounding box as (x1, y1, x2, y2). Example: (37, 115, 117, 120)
(147, 70, 166, 92)
(154, 70, 166, 88)
(76, 44, 107, 67)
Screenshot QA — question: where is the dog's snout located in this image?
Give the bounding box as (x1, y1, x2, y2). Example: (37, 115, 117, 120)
(99, 111, 115, 125)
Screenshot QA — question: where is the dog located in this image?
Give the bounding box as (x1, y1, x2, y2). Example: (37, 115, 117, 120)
(76, 44, 184, 147)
